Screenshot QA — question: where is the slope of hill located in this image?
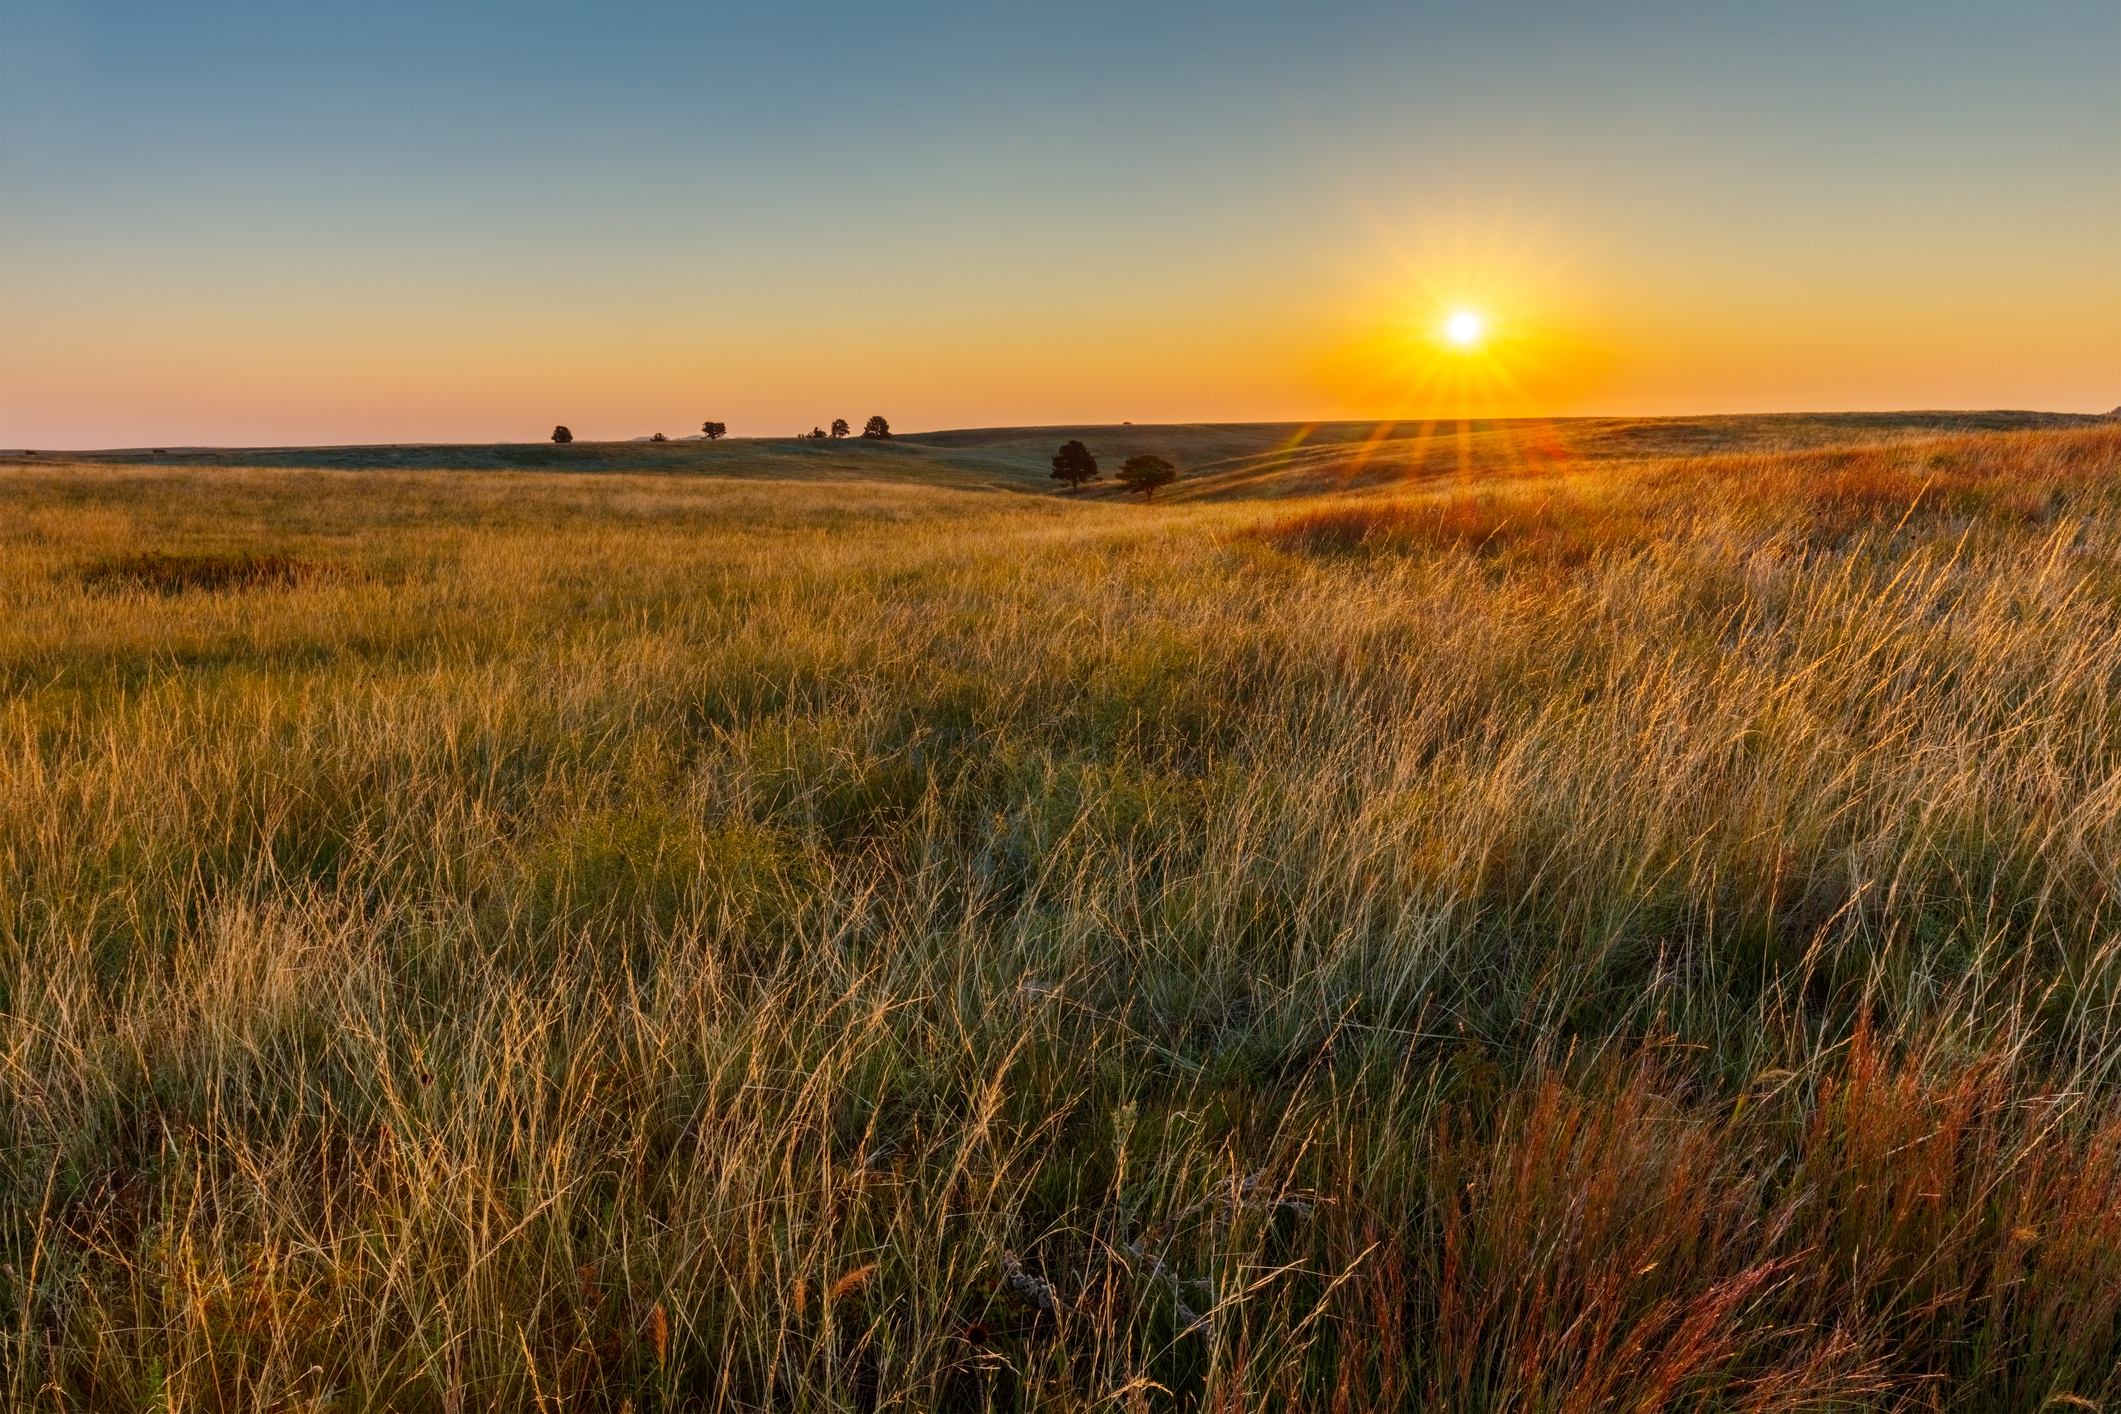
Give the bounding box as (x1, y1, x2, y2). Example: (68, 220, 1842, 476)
(907, 410, 2106, 501)
(11, 409, 2102, 502)
(3, 435, 1032, 492)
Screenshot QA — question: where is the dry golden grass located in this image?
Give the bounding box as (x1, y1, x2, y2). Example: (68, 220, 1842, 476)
(3, 423, 2121, 1410)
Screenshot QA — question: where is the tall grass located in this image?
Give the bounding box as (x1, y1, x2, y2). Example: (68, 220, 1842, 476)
(4, 426, 2121, 1410)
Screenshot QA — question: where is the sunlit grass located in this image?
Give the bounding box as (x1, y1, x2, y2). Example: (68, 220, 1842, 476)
(4, 424, 2121, 1410)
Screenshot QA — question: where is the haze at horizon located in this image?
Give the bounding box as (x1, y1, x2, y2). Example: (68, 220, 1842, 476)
(2, 0, 2115, 448)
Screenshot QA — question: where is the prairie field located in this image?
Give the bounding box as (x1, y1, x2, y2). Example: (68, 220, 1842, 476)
(7, 419, 2121, 1411)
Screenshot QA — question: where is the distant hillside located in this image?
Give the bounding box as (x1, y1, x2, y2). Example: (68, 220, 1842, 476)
(8, 410, 2102, 502)
(5, 436, 1036, 493)
(904, 410, 2106, 501)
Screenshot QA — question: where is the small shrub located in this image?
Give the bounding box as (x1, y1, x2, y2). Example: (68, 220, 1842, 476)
(552, 425, 574, 444)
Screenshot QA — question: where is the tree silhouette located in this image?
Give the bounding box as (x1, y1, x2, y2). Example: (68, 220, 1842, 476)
(650, 432, 668, 442)
(808, 427, 828, 439)
(861, 416, 891, 440)
(551, 426, 573, 444)
(1116, 453, 1178, 500)
(831, 419, 851, 439)
(1049, 439, 1100, 491)
(701, 421, 727, 440)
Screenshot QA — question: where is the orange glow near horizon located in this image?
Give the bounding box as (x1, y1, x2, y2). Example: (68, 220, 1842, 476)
(1266, 209, 1641, 493)
(3, 161, 2113, 447)
(2, 186, 2114, 447)
(1313, 207, 1615, 423)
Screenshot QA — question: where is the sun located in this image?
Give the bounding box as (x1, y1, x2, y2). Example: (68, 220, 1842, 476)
(1316, 204, 1609, 418)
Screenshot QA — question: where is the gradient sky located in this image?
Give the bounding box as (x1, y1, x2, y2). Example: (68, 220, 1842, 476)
(3, 1, 2116, 447)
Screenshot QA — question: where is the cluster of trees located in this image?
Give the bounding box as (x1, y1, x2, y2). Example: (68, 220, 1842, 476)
(801, 416, 891, 441)
(1050, 439, 1179, 500)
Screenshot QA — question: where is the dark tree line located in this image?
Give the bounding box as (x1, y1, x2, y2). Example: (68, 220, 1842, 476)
(547, 416, 893, 445)
(802, 416, 890, 441)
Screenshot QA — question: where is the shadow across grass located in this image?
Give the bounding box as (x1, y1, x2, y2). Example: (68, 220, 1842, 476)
(1259, 492, 1653, 568)
(79, 551, 315, 594)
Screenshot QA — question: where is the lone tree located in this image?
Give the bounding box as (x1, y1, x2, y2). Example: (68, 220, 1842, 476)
(650, 432, 668, 442)
(551, 425, 573, 444)
(1116, 453, 1178, 500)
(830, 418, 851, 439)
(1049, 439, 1100, 492)
(861, 415, 891, 440)
(701, 421, 727, 440)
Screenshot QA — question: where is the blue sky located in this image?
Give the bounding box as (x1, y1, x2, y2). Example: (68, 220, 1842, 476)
(3, 1, 2116, 445)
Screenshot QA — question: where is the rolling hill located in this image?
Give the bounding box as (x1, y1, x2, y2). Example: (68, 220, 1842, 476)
(10, 408, 2103, 502)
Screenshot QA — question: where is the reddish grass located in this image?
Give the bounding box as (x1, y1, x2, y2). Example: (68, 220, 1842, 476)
(1308, 1028, 2121, 1412)
(1258, 425, 2121, 566)
(1259, 490, 1652, 567)
(1704, 424, 2121, 542)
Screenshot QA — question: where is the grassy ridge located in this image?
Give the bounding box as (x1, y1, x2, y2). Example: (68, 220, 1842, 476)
(18, 407, 2102, 500)
(5, 423, 2121, 1410)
